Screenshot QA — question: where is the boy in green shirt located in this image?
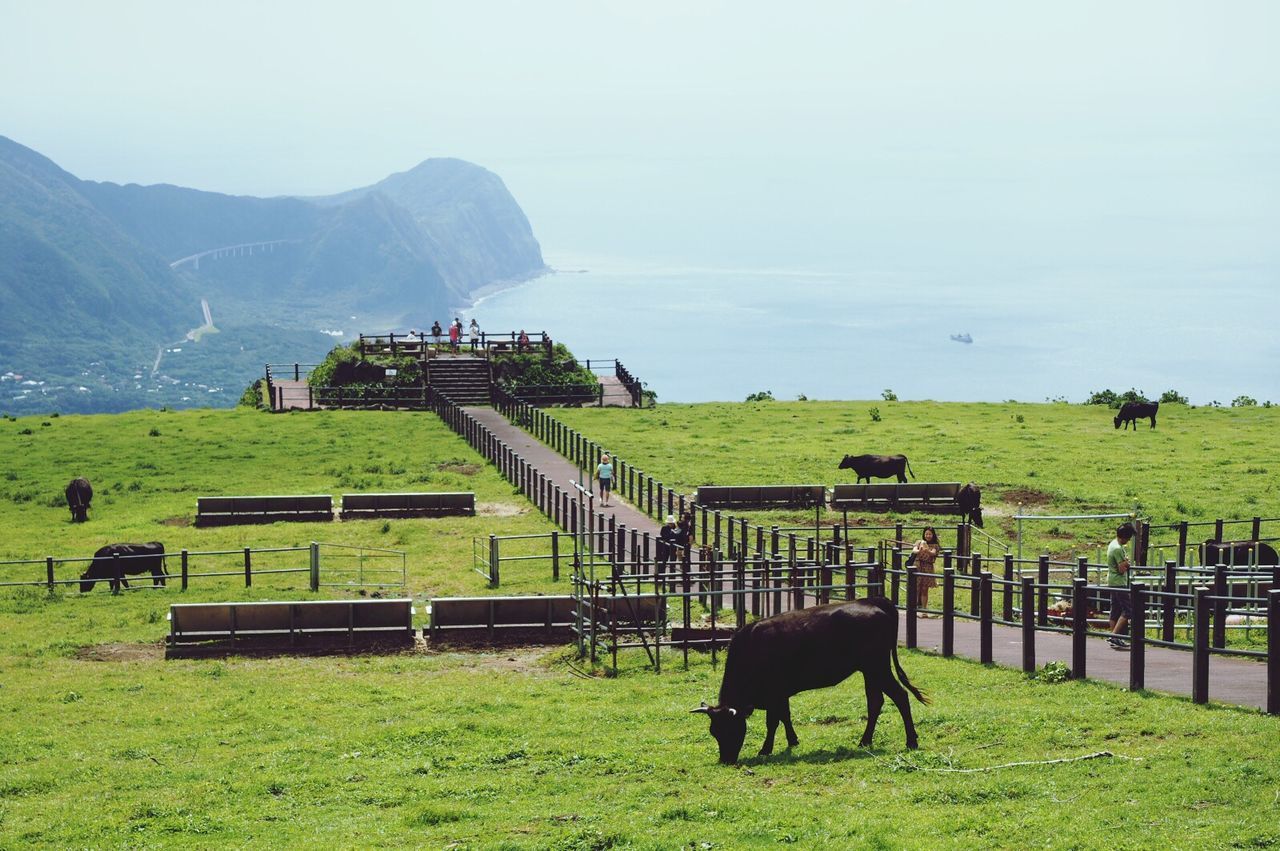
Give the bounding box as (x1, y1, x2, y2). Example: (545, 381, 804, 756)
(1106, 523, 1135, 650)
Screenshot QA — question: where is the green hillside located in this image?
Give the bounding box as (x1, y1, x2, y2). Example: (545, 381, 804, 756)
(0, 136, 546, 415)
(0, 405, 1276, 847)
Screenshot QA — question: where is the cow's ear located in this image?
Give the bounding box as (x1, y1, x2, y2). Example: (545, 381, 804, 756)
(689, 702, 712, 715)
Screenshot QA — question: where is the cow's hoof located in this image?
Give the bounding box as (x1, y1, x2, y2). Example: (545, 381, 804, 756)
(906, 741, 920, 751)
(786, 737, 799, 749)
(757, 747, 772, 757)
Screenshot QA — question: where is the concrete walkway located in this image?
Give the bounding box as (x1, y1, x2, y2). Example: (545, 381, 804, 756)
(465, 406, 663, 540)
(906, 612, 1269, 711)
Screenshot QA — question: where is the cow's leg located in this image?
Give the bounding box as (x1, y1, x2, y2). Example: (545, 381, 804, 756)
(881, 668, 919, 750)
(897, 472, 907, 483)
(780, 698, 799, 748)
(859, 674, 885, 747)
(152, 567, 165, 587)
(1150, 415, 1157, 429)
(760, 705, 781, 756)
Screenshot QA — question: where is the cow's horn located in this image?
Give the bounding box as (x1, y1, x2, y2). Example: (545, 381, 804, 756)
(727, 707, 737, 716)
(689, 701, 712, 714)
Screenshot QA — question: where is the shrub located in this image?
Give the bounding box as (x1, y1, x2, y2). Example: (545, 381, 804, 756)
(868, 407, 882, 422)
(881, 389, 898, 401)
(148, 427, 161, 437)
(745, 391, 774, 402)
(238, 380, 264, 409)
(1086, 388, 1148, 409)
(1159, 389, 1189, 405)
(1231, 395, 1258, 408)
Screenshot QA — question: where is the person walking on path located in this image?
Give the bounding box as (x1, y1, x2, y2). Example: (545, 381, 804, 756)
(675, 511, 694, 568)
(912, 526, 942, 614)
(594, 453, 614, 506)
(657, 514, 678, 567)
(469, 318, 481, 351)
(448, 319, 461, 354)
(1107, 522, 1135, 650)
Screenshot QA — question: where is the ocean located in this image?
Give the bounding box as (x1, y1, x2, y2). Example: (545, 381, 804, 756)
(463, 253, 1280, 405)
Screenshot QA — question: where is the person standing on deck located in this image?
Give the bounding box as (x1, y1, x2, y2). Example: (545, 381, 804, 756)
(1107, 522, 1135, 650)
(430, 320, 443, 349)
(448, 319, 461, 353)
(594, 453, 614, 507)
(469, 318, 481, 351)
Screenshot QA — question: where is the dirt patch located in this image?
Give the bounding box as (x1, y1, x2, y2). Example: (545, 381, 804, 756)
(998, 487, 1054, 507)
(158, 515, 191, 527)
(423, 643, 561, 674)
(75, 642, 164, 662)
(476, 502, 527, 517)
(437, 461, 482, 476)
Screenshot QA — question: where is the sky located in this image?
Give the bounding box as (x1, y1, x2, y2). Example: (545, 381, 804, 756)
(2, 0, 1278, 271)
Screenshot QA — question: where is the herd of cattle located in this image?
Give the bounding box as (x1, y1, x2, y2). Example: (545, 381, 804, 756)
(49, 397, 1275, 762)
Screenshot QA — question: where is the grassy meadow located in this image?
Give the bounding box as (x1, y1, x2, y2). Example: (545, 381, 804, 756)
(555, 401, 1280, 560)
(1, 404, 1278, 848)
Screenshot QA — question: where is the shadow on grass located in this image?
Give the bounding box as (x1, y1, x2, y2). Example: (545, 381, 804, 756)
(738, 743, 880, 767)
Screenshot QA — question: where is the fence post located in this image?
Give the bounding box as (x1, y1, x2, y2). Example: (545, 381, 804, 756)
(1037, 555, 1050, 626)
(1252, 515, 1262, 542)
(1192, 586, 1210, 704)
(941, 567, 954, 658)
(969, 552, 982, 615)
(1212, 563, 1227, 649)
(552, 531, 560, 581)
(1002, 553, 1014, 621)
(979, 572, 993, 664)
(1071, 578, 1087, 679)
(1130, 583, 1146, 692)
(1162, 561, 1176, 642)
(309, 542, 320, 591)
(112, 552, 122, 595)
(1268, 589, 1279, 715)
(905, 566, 917, 649)
(891, 546, 903, 605)
(1021, 576, 1035, 673)
(244, 547, 252, 588)
(1177, 520, 1188, 565)
(46, 556, 54, 591)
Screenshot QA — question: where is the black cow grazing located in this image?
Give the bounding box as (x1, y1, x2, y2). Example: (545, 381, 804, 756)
(956, 482, 983, 528)
(79, 542, 167, 592)
(691, 597, 928, 764)
(838, 454, 914, 483)
(1114, 401, 1158, 430)
(1200, 539, 1279, 567)
(65, 477, 93, 522)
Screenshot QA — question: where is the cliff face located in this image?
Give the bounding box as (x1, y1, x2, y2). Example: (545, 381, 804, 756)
(0, 135, 546, 412)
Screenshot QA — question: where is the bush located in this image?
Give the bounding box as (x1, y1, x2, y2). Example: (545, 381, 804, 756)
(1159, 389, 1189, 405)
(238, 380, 264, 409)
(745, 391, 774, 403)
(881, 389, 898, 401)
(1232, 395, 1258, 408)
(148, 427, 161, 437)
(1086, 388, 1148, 409)
(868, 407, 882, 422)
(493, 343, 596, 390)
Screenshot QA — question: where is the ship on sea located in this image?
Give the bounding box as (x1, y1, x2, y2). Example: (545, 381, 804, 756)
(950, 333, 973, 344)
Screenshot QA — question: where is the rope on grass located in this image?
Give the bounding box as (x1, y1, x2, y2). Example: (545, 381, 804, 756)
(917, 750, 1139, 773)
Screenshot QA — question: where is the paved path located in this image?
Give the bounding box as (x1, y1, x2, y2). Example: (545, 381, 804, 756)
(466, 407, 661, 539)
(464, 405, 1271, 713)
(906, 612, 1268, 710)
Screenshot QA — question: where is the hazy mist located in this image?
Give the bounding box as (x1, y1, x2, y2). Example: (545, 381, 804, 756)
(3, 1, 1277, 272)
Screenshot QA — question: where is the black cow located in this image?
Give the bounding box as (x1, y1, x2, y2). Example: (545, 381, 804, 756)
(838, 454, 914, 483)
(65, 477, 93, 523)
(79, 542, 167, 592)
(956, 482, 983, 528)
(1200, 539, 1279, 567)
(1114, 401, 1158, 430)
(691, 597, 928, 764)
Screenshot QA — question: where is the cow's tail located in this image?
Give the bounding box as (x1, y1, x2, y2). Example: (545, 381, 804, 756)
(892, 644, 930, 705)
(905, 458, 915, 480)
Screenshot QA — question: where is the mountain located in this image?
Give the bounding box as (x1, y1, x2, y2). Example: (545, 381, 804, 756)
(0, 136, 546, 414)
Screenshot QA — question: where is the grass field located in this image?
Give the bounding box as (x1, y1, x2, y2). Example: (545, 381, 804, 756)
(1, 404, 1278, 848)
(554, 401, 1280, 561)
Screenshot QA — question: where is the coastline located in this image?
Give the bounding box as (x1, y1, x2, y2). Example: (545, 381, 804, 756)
(457, 265, 554, 314)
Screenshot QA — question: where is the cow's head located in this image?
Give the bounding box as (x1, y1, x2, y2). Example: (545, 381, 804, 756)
(691, 702, 747, 764)
(837, 455, 853, 470)
(78, 572, 96, 593)
(1113, 414, 1122, 429)
(969, 505, 984, 528)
